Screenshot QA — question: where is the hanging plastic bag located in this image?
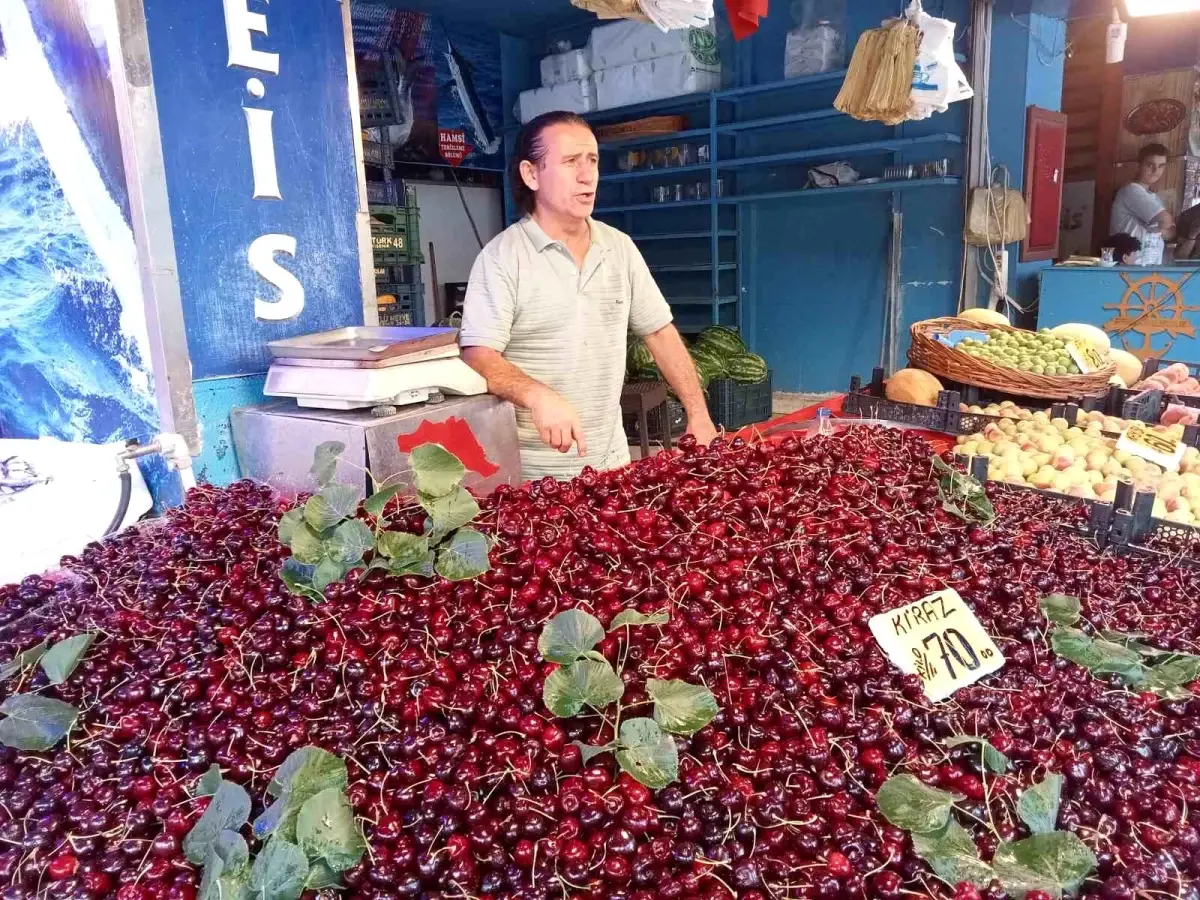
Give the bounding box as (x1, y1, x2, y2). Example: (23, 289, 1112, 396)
(905, 0, 972, 121)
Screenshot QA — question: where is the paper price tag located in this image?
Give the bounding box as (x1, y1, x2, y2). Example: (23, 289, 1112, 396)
(868, 589, 1005, 702)
(1117, 423, 1185, 472)
(1066, 341, 1110, 375)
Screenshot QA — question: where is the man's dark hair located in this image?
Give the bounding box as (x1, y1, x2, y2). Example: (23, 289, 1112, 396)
(1139, 143, 1169, 163)
(510, 111, 593, 216)
(1104, 232, 1142, 260)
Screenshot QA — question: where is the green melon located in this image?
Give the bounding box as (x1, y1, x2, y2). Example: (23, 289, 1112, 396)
(696, 326, 747, 357)
(727, 353, 769, 384)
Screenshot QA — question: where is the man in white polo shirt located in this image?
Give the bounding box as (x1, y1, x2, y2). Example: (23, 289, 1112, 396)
(460, 111, 718, 480)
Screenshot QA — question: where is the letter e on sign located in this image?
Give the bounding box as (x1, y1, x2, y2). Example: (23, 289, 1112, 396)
(223, 0, 280, 74)
(868, 589, 1005, 702)
(250, 234, 305, 321)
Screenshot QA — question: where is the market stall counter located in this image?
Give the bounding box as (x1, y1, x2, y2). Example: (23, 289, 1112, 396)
(1039, 263, 1200, 362)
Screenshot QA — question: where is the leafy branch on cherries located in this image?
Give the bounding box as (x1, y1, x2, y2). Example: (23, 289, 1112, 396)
(537, 608, 718, 789)
(0, 630, 97, 751)
(185, 747, 365, 900)
(278, 441, 491, 602)
(1039, 594, 1200, 698)
(878, 769, 1096, 898)
(933, 457, 996, 526)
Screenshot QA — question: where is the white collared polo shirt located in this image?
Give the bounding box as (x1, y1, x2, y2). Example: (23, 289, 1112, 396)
(460, 216, 673, 480)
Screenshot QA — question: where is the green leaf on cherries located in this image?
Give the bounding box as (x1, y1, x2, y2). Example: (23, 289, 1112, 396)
(421, 486, 480, 542)
(289, 525, 326, 566)
(326, 519, 374, 567)
(279, 560, 323, 604)
(184, 780, 252, 865)
(0, 696, 79, 753)
(1017, 772, 1064, 836)
(0, 641, 48, 681)
(277, 509, 305, 546)
(911, 818, 995, 888)
(408, 444, 466, 498)
(538, 609, 605, 664)
(1143, 653, 1200, 695)
(391, 550, 436, 579)
(574, 742, 616, 764)
(210, 829, 250, 873)
(609, 610, 670, 630)
(304, 485, 360, 534)
(195, 765, 224, 797)
(248, 838, 309, 900)
(1038, 594, 1082, 627)
(257, 747, 349, 844)
(615, 718, 679, 790)
(544, 660, 625, 717)
(198, 835, 250, 900)
(876, 775, 964, 834)
(944, 735, 1010, 774)
(993, 832, 1097, 899)
(1051, 628, 1147, 684)
(377, 530, 429, 562)
(1096, 631, 1172, 657)
(309, 442, 345, 489)
(311, 558, 347, 594)
(40, 632, 98, 685)
(304, 861, 344, 891)
(362, 483, 405, 519)
(435, 528, 490, 581)
(646, 678, 718, 736)
(0, 694, 79, 751)
(296, 787, 366, 872)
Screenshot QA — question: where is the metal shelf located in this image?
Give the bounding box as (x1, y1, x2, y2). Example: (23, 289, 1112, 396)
(651, 263, 738, 273)
(603, 162, 712, 183)
(632, 230, 739, 241)
(717, 107, 844, 134)
(598, 126, 713, 149)
(585, 93, 712, 125)
(666, 296, 740, 307)
(716, 70, 847, 102)
(594, 198, 712, 214)
(716, 177, 962, 205)
(717, 134, 963, 170)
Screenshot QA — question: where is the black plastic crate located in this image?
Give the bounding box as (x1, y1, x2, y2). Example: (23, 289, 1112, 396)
(624, 397, 686, 444)
(708, 374, 772, 430)
(366, 181, 398, 206)
(362, 140, 394, 169)
(376, 284, 425, 327)
(375, 263, 421, 285)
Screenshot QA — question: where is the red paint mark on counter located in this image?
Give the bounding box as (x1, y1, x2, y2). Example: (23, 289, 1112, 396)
(397, 417, 500, 478)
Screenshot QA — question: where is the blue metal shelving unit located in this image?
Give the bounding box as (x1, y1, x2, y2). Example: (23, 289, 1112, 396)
(579, 68, 964, 334)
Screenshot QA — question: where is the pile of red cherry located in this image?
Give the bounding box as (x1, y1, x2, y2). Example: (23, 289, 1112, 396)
(1, 426, 1198, 900)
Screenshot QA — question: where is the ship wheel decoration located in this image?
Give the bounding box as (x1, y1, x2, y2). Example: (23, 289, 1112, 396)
(1102, 271, 1200, 360)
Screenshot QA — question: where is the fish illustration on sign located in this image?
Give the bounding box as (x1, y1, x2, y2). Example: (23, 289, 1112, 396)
(445, 38, 500, 158)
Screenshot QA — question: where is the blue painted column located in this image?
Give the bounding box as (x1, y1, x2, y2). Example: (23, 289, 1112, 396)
(985, 12, 1067, 320)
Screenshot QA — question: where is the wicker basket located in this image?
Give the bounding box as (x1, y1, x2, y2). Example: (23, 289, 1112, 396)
(908, 317, 1116, 400)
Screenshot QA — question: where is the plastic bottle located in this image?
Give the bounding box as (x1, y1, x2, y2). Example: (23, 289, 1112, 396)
(817, 407, 834, 436)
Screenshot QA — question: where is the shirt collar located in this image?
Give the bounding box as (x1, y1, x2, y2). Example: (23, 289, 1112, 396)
(520, 216, 609, 255)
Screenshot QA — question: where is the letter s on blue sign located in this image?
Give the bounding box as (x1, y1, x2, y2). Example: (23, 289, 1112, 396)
(250, 234, 305, 321)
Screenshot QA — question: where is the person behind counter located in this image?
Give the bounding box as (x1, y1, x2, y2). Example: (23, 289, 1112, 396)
(1109, 143, 1176, 252)
(459, 111, 718, 481)
(1102, 232, 1142, 266)
(1174, 201, 1200, 260)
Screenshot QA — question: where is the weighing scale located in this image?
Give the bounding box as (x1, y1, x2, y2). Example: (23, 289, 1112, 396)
(265, 326, 487, 411)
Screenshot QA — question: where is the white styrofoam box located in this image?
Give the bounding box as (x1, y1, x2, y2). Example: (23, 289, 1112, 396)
(541, 49, 592, 88)
(594, 54, 722, 112)
(519, 78, 598, 124)
(588, 21, 720, 72)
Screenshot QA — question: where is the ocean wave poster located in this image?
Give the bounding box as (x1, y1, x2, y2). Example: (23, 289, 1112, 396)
(0, 0, 159, 448)
(351, 3, 504, 171)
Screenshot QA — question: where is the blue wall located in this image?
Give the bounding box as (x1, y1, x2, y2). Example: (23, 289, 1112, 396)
(985, 12, 1066, 322)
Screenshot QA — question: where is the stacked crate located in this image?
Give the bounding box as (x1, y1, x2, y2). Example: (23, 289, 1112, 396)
(371, 184, 425, 326)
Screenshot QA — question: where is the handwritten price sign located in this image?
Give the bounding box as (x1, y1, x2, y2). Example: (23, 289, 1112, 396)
(1117, 423, 1185, 472)
(1066, 341, 1110, 375)
(869, 589, 1005, 702)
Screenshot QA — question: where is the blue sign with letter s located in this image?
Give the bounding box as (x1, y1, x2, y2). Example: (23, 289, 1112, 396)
(142, 0, 365, 378)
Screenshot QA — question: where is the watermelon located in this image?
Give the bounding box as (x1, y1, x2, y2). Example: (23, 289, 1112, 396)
(690, 344, 729, 377)
(696, 326, 747, 357)
(727, 353, 769, 384)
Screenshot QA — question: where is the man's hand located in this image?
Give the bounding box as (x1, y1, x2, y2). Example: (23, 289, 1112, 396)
(687, 416, 719, 447)
(531, 387, 588, 456)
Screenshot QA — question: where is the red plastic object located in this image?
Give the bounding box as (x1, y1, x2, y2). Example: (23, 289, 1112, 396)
(725, 0, 768, 39)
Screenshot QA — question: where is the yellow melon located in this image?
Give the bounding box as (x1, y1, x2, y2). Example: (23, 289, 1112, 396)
(1049, 323, 1111, 352)
(1108, 348, 1144, 387)
(957, 307, 1011, 327)
(886, 368, 944, 406)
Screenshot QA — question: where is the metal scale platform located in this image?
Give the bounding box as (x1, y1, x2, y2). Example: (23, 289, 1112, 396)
(264, 326, 487, 410)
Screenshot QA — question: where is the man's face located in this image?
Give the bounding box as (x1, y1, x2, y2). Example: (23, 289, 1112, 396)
(1140, 154, 1168, 187)
(522, 123, 599, 221)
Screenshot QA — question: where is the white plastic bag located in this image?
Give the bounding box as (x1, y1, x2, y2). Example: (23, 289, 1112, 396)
(905, 0, 972, 121)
